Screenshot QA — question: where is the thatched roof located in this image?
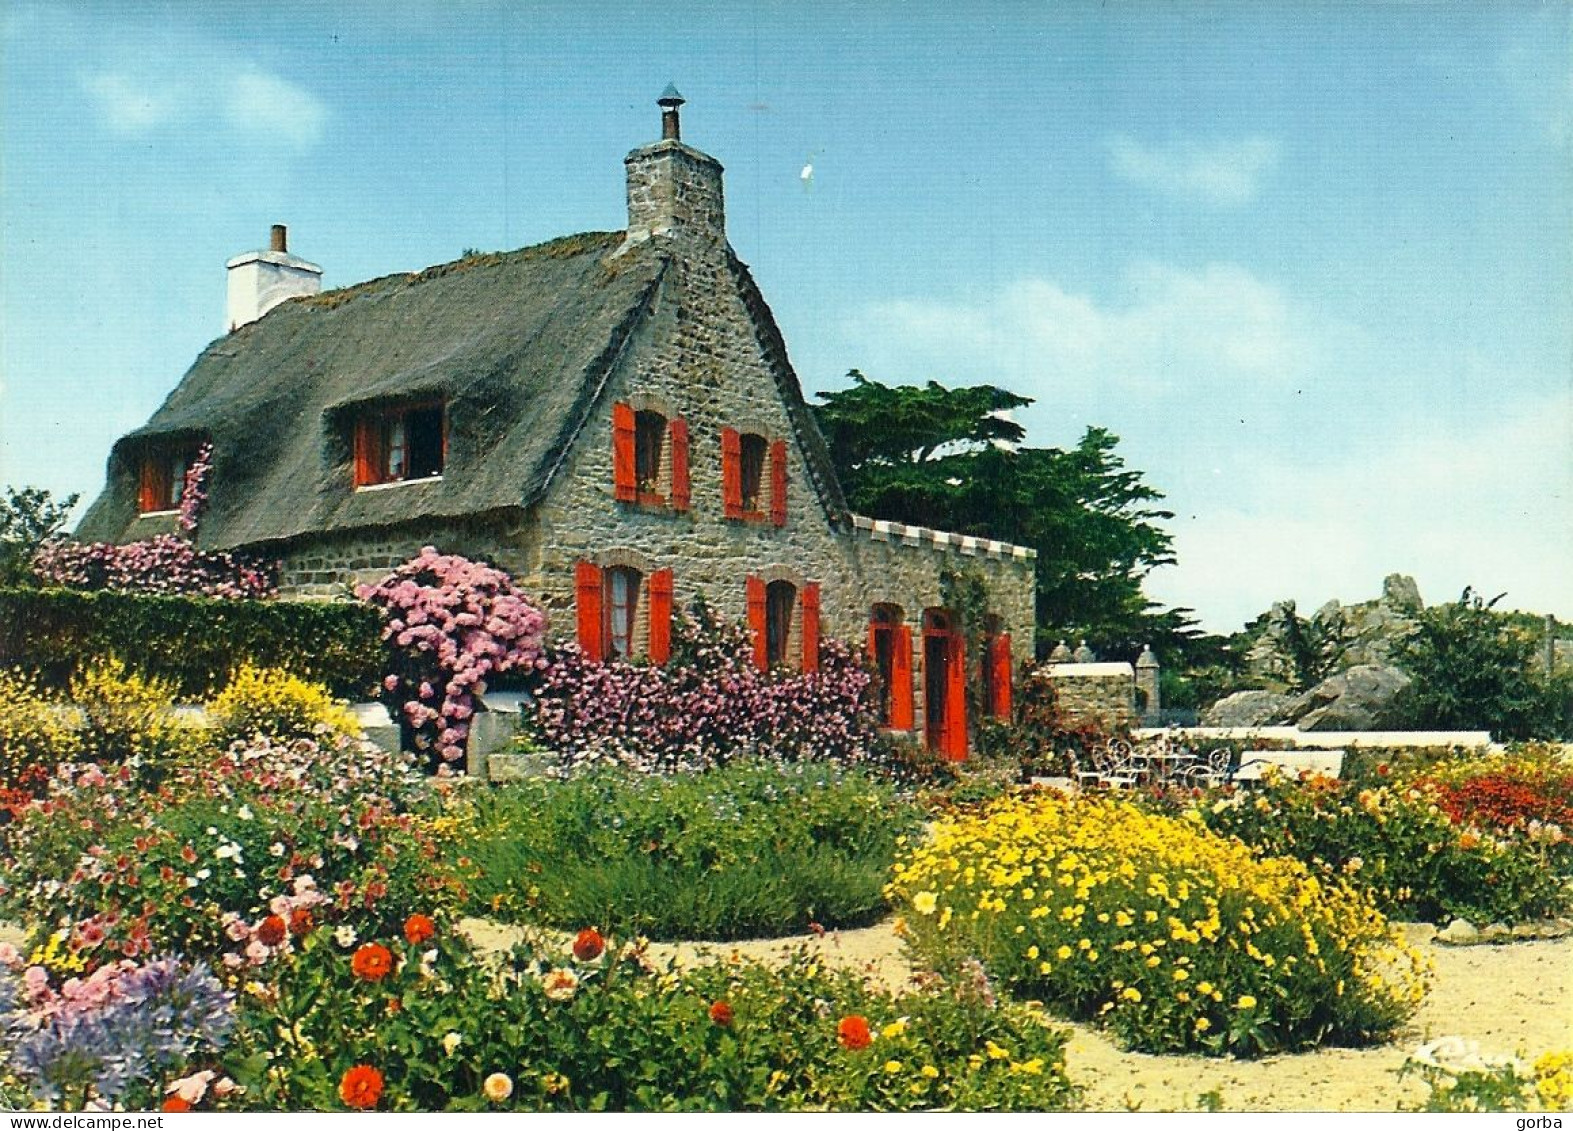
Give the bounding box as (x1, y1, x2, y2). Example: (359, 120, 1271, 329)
(78, 230, 849, 552)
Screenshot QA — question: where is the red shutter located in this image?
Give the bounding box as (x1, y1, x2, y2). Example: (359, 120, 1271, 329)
(891, 625, 914, 730)
(769, 439, 788, 527)
(945, 635, 968, 761)
(746, 575, 768, 671)
(991, 634, 1013, 719)
(575, 561, 604, 661)
(721, 428, 743, 519)
(138, 457, 161, 513)
(668, 418, 691, 512)
(612, 402, 637, 502)
(800, 582, 820, 672)
(352, 419, 374, 487)
(648, 568, 674, 664)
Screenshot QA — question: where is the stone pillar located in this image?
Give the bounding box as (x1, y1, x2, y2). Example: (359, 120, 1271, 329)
(1136, 644, 1160, 719)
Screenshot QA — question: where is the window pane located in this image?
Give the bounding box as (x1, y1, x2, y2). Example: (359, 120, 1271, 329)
(740, 434, 767, 512)
(635, 411, 665, 490)
(607, 568, 640, 659)
(407, 406, 444, 478)
(387, 419, 407, 480)
(766, 580, 795, 666)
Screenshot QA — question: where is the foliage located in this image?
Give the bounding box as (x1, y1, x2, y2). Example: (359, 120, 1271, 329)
(206, 665, 360, 746)
(0, 733, 462, 970)
(1393, 588, 1571, 740)
(526, 598, 880, 775)
(177, 443, 213, 536)
(0, 586, 386, 700)
(0, 954, 234, 1111)
(0, 486, 78, 587)
(457, 760, 921, 940)
(970, 664, 1111, 779)
(32, 534, 277, 600)
(213, 923, 1075, 1112)
(888, 792, 1430, 1057)
(1399, 1039, 1573, 1113)
(1197, 770, 1573, 925)
(0, 669, 83, 794)
(812, 371, 1186, 655)
(356, 547, 547, 769)
(69, 657, 194, 769)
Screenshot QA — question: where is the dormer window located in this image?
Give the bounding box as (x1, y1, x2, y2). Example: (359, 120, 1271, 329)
(138, 443, 200, 514)
(354, 401, 445, 488)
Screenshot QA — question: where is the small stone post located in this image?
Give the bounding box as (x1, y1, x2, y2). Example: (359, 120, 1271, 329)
(1136, 644, 1160, 720)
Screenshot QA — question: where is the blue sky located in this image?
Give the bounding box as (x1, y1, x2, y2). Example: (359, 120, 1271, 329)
(3, 1, 1568, 633)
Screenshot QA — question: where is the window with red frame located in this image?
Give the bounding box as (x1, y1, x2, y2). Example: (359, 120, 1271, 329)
(353, 402, 445, 487)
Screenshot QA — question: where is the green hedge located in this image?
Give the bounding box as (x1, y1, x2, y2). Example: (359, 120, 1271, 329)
(0, 587, 386, 700)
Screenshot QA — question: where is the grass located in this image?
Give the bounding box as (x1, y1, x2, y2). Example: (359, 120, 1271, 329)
(456, 759, 923, 941)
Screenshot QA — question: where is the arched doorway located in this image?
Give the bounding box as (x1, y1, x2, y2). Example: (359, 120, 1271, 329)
(922, 608, 967, 761)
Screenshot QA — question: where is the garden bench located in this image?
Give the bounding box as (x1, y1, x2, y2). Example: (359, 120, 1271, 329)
(1231, 749, 1346, 783)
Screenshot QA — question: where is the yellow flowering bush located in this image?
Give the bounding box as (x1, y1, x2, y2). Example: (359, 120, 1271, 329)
(0, 668, 82, 792)
(207, 664, 360, 745)
(888, 792, 1431, 1056)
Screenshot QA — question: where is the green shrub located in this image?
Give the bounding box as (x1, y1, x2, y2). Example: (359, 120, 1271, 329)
(458, 761, 923, 940)
(217, 924, 1076, 1112)
(207, 664, 360, 745)
(888, 792, 1429, 1057)
(0, 586, 384, 700)
(0, 668, 82, 792)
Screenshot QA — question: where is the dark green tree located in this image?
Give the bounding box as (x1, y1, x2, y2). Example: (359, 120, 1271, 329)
(812, 371, 1189, 657)
(0, 486, 78, 586)
(1393, 588, 1571, 740)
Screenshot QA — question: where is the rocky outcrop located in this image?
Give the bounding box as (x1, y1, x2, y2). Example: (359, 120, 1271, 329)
(1283, 664, 1413, 731)
(1201, 689, 1296, 728)
(1245, 574, 1424, 683)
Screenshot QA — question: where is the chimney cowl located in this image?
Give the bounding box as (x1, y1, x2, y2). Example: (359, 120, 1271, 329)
(270, 224, 288, 253)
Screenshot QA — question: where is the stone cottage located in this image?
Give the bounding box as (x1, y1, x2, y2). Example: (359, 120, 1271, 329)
(77, 90, 1036, 759)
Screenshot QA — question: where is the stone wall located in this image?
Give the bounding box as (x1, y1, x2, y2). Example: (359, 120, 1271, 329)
(1045, 662, 1136, 730)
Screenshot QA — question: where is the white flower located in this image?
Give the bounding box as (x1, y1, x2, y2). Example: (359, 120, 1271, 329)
(442, 1031, 463, 1055)
(334, 926, 358, 949)
(167, 1070, 216, 1104)
(206, 826, 219, 836)
(216, 843, 241, 861)
(237, 805, 254, 821)
(269, 843, 286, 858)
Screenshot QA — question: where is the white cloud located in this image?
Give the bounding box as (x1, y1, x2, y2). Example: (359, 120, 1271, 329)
(78, 47, 327, 148)
(849, 261, 1312, 396)
(1107, 134, 1281, 206)
(82, 71, 186, 133)
(226, 67, 327, 147)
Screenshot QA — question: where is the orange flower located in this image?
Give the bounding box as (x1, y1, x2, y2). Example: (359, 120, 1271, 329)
(403, 914, 436, 945)
(289, 908, 314, 937)
(256, 915, 288, 947)
(351, 943, 394, 981)
(837, 1015, 872, 1051)
(162, 1096, 192, 1113)
(709, 1000, 734, 1027)
(572, 927, 604, 962)
(339, 1064, 384, 1110)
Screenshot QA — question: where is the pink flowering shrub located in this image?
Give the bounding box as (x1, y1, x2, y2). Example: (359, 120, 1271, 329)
(528, 599, 880, 775)
(31, 534, 277, 599)
(177, 442, 213, 535)
(356, 548, 547, 768)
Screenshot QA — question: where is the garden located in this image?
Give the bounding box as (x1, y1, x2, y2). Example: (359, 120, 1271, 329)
(0, 539, 1569, 1112)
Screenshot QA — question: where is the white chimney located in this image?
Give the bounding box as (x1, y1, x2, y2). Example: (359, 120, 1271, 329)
(226, 224, 322, 332)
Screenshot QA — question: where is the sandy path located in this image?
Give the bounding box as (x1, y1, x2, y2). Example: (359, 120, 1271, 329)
(463, 916, 1573, 1112)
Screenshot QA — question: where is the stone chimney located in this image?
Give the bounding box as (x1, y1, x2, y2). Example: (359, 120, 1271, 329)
(226, 224, 322, 332)
(622, 86, 726, 249)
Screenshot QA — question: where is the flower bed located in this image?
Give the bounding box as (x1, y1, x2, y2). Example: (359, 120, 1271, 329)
(208, 921, 1075, 1112)
(887, 792, 1430, 1057)
(1197, 756, 1573, 926)
(457, 760, 922, 940)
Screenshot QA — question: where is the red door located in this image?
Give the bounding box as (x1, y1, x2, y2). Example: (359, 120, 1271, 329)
(923, 610, 967, 761)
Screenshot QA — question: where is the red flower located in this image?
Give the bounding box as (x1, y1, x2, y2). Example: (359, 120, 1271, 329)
(289, 908, 314, 937)
(572, 927, 605, 962)
(339, 1064, 384, 1110)
(256, 915, 288, 947)
(403, 913, 436, 945)
(162, 1097, 192, 1113)
(351, 943, 394, 981)
(837, 1015, 872, 1051)
(709, 1000, 734, 1027)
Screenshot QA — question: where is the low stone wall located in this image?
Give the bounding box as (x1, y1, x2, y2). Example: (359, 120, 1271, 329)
(1135, 726, 1495, 750)
(1045, 662, 1136, 730)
